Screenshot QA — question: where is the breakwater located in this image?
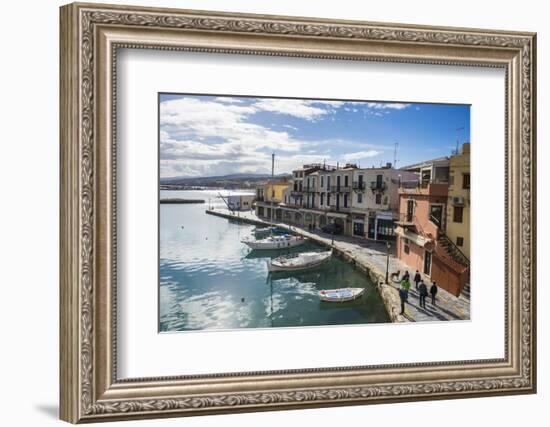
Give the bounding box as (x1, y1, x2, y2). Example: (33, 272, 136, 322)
(160, 198, 205, 204)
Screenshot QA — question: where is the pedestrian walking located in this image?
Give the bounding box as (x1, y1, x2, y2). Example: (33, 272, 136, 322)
(400, 276, 411, 302)
(413, 270, 421, 289)
(418, 281, 428, 308)
(430, 281, 438, 305)
(398, 288, 407, 315)
(402, 270, 410, 282)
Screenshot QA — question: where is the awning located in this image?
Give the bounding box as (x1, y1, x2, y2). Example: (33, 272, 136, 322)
(376, 210, 395, 220)
(395, 226, 431, 247)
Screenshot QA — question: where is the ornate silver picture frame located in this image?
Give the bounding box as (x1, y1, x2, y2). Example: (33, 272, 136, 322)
(60, 2, 536, 423)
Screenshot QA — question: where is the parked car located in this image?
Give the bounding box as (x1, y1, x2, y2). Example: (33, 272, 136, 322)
(321, 223, 343, 235)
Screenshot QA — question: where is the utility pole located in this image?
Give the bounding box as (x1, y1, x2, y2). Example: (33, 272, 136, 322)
(393, 142, 399, 168)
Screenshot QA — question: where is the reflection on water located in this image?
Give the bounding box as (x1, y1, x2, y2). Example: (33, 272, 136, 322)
(160, 190, 390, 332)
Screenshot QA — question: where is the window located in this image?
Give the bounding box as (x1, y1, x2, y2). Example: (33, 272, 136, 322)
(453, 206, 464, 223)
(344, 175, 349, 187)
(357, 193, 363, 203)
(327, 176, 331, 188)
(344, 194, 348, 208)
(320, 193, 324, 206)
(463, 173, 470, 189)
(404, 242, 410, 254)
(321, 176, 324, 188)
(375, 193, 382, 204)
(456, 236, 464, 246)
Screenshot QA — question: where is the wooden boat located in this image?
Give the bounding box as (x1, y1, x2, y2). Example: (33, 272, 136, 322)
(319, 287, 365, 302)
(241, 234, 306, 250)
(267, 250, 332, 272)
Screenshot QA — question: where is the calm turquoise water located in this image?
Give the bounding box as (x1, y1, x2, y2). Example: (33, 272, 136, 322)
(159, 190, 390, 332)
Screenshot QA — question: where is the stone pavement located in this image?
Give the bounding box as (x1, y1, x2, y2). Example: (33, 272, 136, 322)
(207, 207, 471, 323)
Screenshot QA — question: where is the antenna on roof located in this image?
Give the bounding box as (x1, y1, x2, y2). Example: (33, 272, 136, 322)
(394, 142, 399, 168)
(455, 127, 464, 155)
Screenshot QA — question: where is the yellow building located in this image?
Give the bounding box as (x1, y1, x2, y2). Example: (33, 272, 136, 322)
(263, 179, 290, 203)
(255, 179, 291, 220)
(445, 143, 470, 260)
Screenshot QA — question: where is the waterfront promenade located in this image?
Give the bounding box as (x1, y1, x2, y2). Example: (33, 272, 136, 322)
(206, 207, 470, 323)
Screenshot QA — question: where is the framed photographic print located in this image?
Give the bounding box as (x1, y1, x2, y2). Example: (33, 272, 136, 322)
(60, 2, 537, 423)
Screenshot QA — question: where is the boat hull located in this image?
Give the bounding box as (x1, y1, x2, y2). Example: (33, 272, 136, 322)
(267, 251, 332, 272)
(242, 236, 306, 250)
(319, 287, 365, 302)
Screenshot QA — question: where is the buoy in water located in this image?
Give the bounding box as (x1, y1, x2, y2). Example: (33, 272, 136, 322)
(241, 297, 245, 302)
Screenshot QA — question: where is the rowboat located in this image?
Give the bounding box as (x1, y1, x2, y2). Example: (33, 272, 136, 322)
(267, 250, 332, 272)
(241, 234, 306, 250)
(319, 287, 365, 302)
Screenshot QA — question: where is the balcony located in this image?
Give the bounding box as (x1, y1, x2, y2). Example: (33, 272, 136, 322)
(290, 191, 302, 197)
(329, 185, 351, 193)
(399, 180, 448, 197)
(370, 181, 387, 191)
(352, 181, 365, 191)
(394, 213, 415, 228)
(304, 187, 317, 193)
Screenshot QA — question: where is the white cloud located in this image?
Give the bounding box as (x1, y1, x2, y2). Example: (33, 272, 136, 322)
(366, 102, 410, 110)
(341, 150, 382, 162)
(159, 96, 396, 178)
(159, 97, 336, 177)
(253, 99, 328, 121)
(213, 97, 244, 104)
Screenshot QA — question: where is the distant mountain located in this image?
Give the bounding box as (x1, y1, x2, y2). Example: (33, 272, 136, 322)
(161, 173, 272, 183)
(160, 172, 291, 189)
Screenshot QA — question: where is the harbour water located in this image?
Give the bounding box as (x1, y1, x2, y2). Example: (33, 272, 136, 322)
(160, 190, 390, 332)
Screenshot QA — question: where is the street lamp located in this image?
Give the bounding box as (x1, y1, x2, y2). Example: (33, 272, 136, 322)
(385, 241, 391, 284)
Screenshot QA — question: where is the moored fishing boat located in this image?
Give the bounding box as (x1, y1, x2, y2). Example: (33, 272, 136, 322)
(267, 250, 332, 272)
(241, 234, 306, 250)
(319, 287, 365, 302)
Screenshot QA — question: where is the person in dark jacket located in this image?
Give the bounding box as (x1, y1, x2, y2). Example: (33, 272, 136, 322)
(418, 281, 428, 308)
(413, 270, 421, 289)
(430, 281, 438, 305)
(402, 270, 410, 282)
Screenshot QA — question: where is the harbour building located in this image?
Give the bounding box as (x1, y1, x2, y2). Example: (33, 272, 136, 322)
(445, 143, 471, 260)
(255, 178, 290, 221)
(394, 155, 470, 296)
(257, 162, 416, 242)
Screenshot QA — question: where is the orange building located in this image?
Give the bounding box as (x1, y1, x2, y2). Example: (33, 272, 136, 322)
(394, 158, 469, 296)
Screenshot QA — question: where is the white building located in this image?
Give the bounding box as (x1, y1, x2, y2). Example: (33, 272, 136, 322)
(349, 167, 417, 240)
(227, 194, 255, 211)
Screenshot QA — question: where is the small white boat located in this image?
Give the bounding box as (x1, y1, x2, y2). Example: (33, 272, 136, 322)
(267, 250, 332, 272)
(241, 234, 306, 250)
(319, 287, 365, 302)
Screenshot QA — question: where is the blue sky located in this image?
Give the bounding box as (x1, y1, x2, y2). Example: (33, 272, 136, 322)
(159, 93, 470, 178)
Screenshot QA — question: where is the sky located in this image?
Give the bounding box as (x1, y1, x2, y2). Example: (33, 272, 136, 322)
(159, 93, 470, 178)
